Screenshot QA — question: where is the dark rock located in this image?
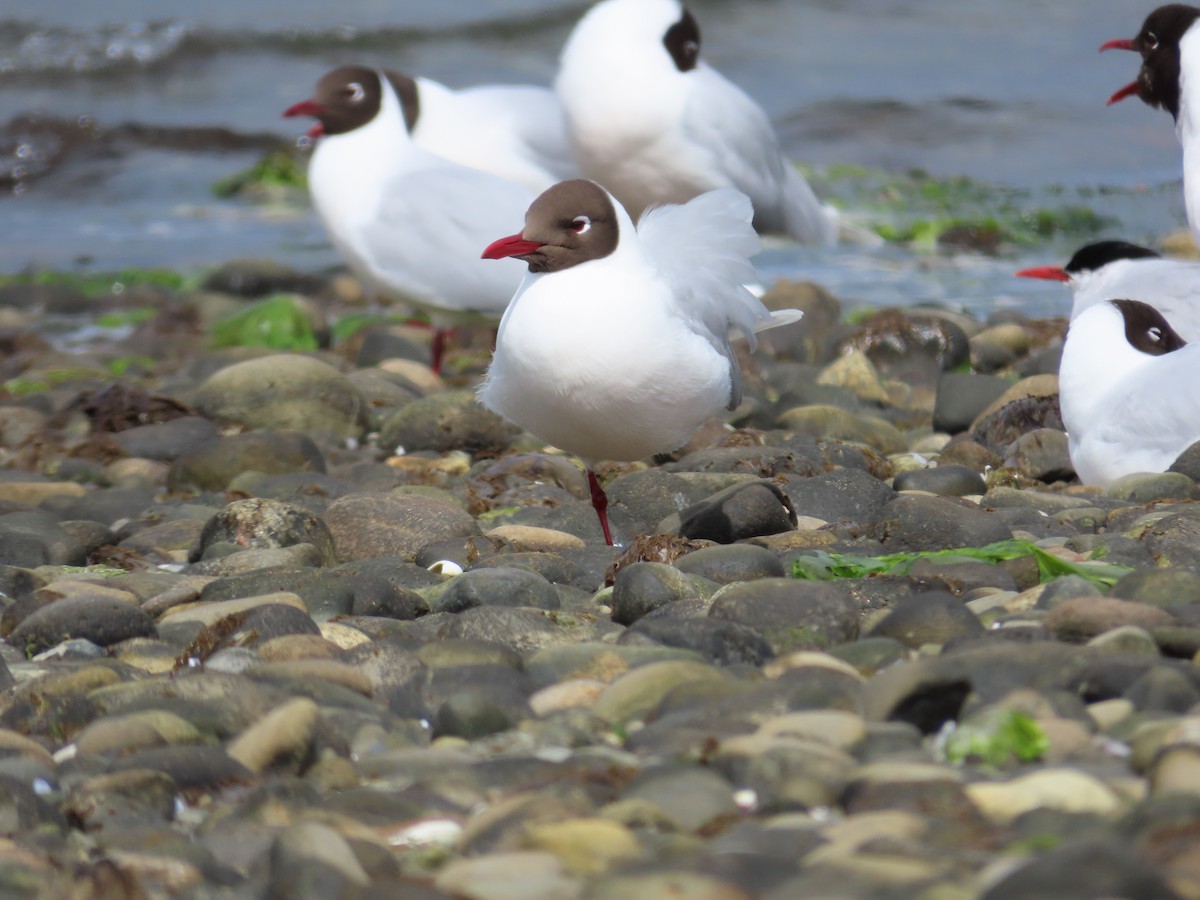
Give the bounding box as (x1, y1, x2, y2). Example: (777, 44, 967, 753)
(663, 480, 797, 543)
(828, 636, 908, 676)
(838, 308, 970, 385)
(782, 467, 896, 526)
(620, 617, 774, 666)
(933, 372, 1010, 434)
(8, 594, 156, 653)
(202, 259, 326, 297)
(1124, 666, 1200, 713)
(1137, 511, 1200, 566)
(708, 578, 860, 653)
(109, 745, 253, 790)
(199, 568, 356, 618)
(431, 567, 560, 614)
(979, 838, 1181, 900)
(379, 390, 517, 456)
(1006, 428, 1073, 482)
(64, 770, 177, 832)
(867, 590, 986, 648)
(111, 416, 220, 462)
(427, 665, 533, 740)
(168, 431, 326, 492)
(611, 562, 716, 625)
(875, 493, 1013, 551)
(1045, 597, 1173, 643)
(938, 437, 1002, 472)
(40, 487, 156, 527)
(673, 544, 785, 584)
(188, 498, 336, 565)
(0, 510, 91, 566)
(1111, 568, 1200, 609)
(598, 469, 709, 535)
(1167, 440, 1200, 481)
(326, 493, 478, 563)
(971, 394, 1063, 454)
(354, 327, 428, 368)
(892, 465, 987, 497)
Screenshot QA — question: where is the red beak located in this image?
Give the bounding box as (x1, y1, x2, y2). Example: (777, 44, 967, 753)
(283, 99, 325, 139)
(1099, 38, 1137, 52)
(482, 233, 543, 259)
(1015, 266, 1070, 282)
(1107, 81, 1141, 106)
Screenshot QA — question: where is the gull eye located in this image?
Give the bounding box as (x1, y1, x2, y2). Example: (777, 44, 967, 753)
(346, 82, 366, 103)
(1149, 326, 1163, 342)
(570, 215, 591, 234)
(1146, 31, 1159, 50)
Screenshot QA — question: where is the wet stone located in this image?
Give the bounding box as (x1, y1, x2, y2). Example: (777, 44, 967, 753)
(8, 594, 156, 654)
(191, 353, 365, 439)
(111, 416, 220, 462)
(781, 467, 897, 527)
(188, 498, 336, 565)
(379, 389, 518, 456)
(1006, 427, 1074, 483)
(611, 562, 718, 626)
(167, 431, 326, 492)
(429, 567, 560, 614)
(708, 578, 860, 654)
(663, 480, 797, 543)
(326, 492, 478, 563)
(672, 543, 785, 584)
(933, 372, 1011, 434)
(619, 617, 774, 667)
(63, 769, 177, 833)
(876, 493, 1013, 551)
(868, 590, 986, 648)
(892, 465, 986, 497)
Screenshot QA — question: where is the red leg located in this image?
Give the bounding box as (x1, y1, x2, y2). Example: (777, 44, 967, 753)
(431, 328, 448, 375)
(587, 468, 614, 546)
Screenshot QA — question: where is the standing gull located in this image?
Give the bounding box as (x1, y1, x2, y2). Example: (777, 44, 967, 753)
(478, 178, 802, 545)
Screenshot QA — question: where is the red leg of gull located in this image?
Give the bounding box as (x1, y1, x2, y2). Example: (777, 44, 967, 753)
(430, 328, 449, 375)
(587, 469, 614, 546)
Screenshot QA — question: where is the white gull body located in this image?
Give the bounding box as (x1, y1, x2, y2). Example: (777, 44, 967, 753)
(554, 0, 846, 246)
(479, 184, 800, 463)
(411, 77, 577, 194)
(479, 180, 801, 544)
(295, 67, 533, 325)
(1060, 299, 1200, 486)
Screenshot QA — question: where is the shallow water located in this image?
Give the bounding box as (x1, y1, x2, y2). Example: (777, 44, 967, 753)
(0, 0, 1188, 317)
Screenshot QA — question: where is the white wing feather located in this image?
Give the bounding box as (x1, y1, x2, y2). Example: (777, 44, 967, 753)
(638, 188, 802, 408)
(681, 66, 838, 246)
(1080, 343, 1200, 479)
(359, 166, 531, 317)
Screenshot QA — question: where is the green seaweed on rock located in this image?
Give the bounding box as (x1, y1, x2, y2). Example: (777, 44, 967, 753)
(211, 294, 318, 351)
(791, 539, 1131, 587)
(939, 710, 1050, 767)
(211, 148, 309, 200)
(799, 164, 1116, 251)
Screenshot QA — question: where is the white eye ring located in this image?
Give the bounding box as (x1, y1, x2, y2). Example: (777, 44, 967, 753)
(1147, 31, 1159, 50)
(571, 215, 591, 234)
(1149, 326, 1163, 342)
(347, 82, 365, 103)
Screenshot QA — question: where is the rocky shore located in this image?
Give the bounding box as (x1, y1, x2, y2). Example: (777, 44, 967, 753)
(0, 262, 1198, 898)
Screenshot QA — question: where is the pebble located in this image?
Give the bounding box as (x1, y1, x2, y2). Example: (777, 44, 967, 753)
(2, 288, 1198, 898)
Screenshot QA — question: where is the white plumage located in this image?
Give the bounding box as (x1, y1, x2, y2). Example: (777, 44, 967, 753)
(1060, 300, 1200, 485)
(479, 180, 800, 543)
(554, 0, 850, 246)
(410, 77, 577, 194)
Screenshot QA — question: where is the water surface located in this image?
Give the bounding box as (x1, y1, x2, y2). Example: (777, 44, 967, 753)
(0, 0, 1186, 317)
